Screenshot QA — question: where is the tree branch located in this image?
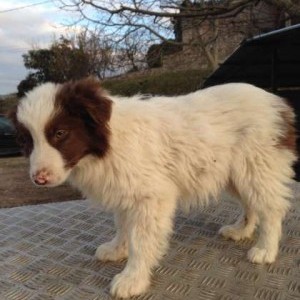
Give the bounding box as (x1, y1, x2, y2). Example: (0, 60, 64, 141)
(80, 0, 254, 19)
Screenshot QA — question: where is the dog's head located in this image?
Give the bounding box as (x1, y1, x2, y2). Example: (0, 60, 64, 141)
(10, 78, 112, 187)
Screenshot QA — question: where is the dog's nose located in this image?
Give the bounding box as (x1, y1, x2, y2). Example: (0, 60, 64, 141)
(32, 170, 49, 185)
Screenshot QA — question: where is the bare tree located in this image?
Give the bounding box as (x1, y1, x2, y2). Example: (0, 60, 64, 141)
(75, 28, 116, 78)
(113, 30, 152, 72)
(57, 1, 300, 71)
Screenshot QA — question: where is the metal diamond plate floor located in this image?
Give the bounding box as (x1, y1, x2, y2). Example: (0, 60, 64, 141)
(0, 184, 299, 300)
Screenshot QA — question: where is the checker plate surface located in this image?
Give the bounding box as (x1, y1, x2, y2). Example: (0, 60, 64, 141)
(0, 183, 299, 300)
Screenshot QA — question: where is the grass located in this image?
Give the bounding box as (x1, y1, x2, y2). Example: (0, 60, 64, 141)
(102, 69, 210, 96)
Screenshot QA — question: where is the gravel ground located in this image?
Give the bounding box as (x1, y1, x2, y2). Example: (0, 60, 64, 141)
(0, 156, 81, 208)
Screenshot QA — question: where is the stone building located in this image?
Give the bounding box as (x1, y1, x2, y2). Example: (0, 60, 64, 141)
(162, 1, 297, 71)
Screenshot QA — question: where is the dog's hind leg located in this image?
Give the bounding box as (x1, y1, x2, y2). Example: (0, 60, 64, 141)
(110, 188, 177, 298)
(227, 148, 294, 264)
(95, 210, 128, 262)
(245, 165, 292, 264)
(219, 184, 257, 241)
(247, 204, 288, 264)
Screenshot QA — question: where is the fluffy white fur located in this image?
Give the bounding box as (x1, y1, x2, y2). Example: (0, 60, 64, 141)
(17, 82, 296, 298)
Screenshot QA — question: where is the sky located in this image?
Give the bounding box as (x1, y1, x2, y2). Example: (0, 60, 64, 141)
(0, 0, 78, 95)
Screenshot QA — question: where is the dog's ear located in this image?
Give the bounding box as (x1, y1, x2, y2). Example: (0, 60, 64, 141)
(57, 77, 112, 125)
(56, 77, 113, 157)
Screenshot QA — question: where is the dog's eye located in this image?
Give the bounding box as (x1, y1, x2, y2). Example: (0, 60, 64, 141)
(55, 130, 68, 140)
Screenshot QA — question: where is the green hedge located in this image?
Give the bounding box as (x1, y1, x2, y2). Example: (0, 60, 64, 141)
(0, 69, 210, 114)
(102, 69, 210, 96)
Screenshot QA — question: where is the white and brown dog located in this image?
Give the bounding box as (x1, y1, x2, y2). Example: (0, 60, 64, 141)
(10, 78, 296, 298)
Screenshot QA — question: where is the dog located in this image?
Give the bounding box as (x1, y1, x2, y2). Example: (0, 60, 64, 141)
(10, 78, 296, 298)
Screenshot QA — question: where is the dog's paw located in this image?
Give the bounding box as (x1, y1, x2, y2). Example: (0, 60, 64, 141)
(110, 271, 150, 298)
(219, 225, 249, 241)
(95, 242, 127, 262)
(247, 247, 276, 264)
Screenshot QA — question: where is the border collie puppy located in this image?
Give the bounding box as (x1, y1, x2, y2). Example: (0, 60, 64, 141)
(10, 78, 296, 298)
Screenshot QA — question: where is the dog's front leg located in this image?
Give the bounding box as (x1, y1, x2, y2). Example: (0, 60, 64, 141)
(96, 210, 129, 262)
(110, 195, 177, 298)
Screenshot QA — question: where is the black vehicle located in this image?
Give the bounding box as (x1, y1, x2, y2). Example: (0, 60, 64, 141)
(0, 114, 20, 156)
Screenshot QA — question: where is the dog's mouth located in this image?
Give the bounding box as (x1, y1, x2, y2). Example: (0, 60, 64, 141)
(31, 168, 69, 187)
(32, 178, 62, 188)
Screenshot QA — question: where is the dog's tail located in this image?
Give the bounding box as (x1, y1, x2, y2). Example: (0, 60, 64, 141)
(278, 100, 297, 155)
(278, 100, 299, 181)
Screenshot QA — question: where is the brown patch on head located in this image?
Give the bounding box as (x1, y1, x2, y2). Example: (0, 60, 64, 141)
(45, 77, 113, 168)
(7, 107, 33, 157)
(277, 100, 297, 155)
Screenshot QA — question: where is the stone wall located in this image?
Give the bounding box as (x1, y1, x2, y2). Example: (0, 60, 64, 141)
(162, 50, 208, 71)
